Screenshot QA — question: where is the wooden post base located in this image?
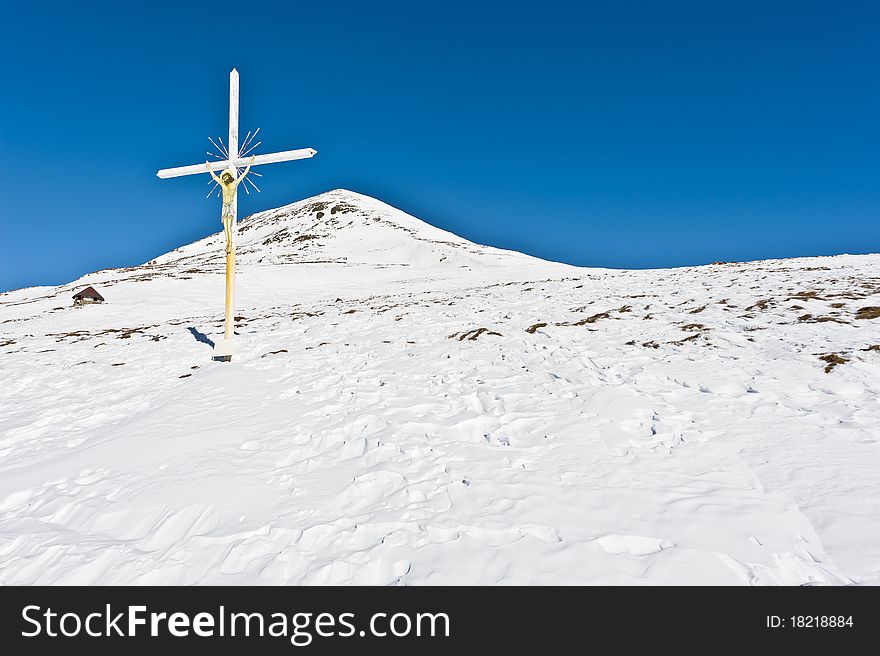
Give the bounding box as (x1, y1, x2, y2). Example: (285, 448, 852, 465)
(212, 337, 234, 362)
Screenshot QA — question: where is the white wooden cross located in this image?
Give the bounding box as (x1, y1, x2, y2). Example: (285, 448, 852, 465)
(156, 68, 316, 361)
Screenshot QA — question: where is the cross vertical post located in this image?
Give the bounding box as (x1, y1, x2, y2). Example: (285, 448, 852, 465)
(224, 69, 240, 350)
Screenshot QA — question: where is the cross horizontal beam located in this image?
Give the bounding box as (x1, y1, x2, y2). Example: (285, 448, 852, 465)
(156, 148, 318, 179)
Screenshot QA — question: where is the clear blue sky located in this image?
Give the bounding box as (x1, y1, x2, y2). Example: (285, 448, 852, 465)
(1, 1, 877, 292)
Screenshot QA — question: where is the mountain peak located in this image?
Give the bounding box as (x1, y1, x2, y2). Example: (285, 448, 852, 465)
(151, 189, 548, 270)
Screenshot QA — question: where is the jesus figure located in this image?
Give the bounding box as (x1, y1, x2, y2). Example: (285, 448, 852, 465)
(205, 156, 254, 252)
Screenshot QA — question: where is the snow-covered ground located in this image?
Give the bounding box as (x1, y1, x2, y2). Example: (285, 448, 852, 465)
(1, 189, 879, 585)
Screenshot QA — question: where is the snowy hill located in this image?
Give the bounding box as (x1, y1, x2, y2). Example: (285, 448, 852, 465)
(1, 189, 879, 585)
(152, 189, 549, 270)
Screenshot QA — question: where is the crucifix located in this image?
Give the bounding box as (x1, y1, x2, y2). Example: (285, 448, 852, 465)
(157, 68, 317, 361)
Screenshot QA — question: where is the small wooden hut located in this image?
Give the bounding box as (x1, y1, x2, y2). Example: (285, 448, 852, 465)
(72, 286, 105, 305)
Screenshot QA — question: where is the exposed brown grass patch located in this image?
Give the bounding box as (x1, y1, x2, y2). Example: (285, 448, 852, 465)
(856, 306, 880, 320)
(668, 333, 703, 346)
(262, 229, 290, 245)
(331, 202, 357, 215)
(789, 290, 824, 301)
(558, 311, 612, 326)
(819, 353, 848, 373)
(48, 330, 90, 341)
(746, 299, 773, 311)
(798, 314, 850, 324)
(526, 322, 548, 334)
(82, 326, 156, 340)
(450, 328, 502, 341)
(305, 201, 329, 213)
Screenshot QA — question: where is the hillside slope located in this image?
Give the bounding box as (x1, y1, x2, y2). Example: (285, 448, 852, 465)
(1, 190, 879, 585)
